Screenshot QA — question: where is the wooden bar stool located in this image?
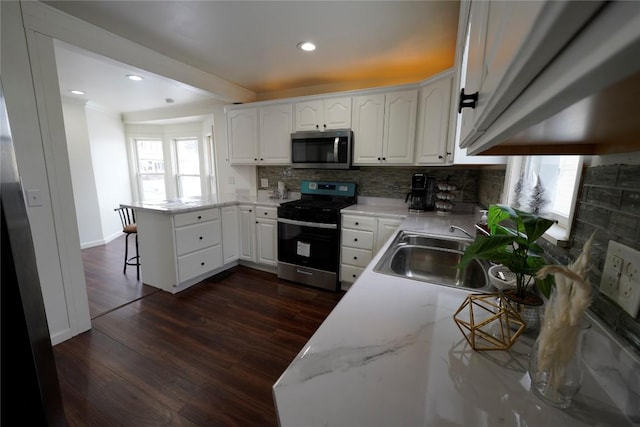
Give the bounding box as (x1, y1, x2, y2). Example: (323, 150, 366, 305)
(114, 207, 140, 280)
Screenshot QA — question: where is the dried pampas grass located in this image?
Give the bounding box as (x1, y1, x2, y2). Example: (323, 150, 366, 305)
(534, 231, 596, 389)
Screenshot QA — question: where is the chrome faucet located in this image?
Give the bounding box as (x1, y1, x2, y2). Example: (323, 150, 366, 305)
(449, 225, 473, 238)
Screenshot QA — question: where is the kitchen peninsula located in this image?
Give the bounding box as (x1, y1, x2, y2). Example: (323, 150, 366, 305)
(273, 212, 639, 427)
(121, 193, 294, 293)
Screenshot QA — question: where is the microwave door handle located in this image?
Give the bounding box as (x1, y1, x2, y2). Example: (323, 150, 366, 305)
(333, 137, 339, 162)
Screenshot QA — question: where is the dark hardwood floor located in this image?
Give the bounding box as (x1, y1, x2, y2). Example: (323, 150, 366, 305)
(82, 235, 159, 319)
(55, 244, 344, 426)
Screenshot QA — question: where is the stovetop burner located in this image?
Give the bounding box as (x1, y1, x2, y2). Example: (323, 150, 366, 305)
(277, 180, 357, 224)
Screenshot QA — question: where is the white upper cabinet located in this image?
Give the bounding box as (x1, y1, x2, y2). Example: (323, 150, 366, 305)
(227, 103, 292, 165)
(415, 73, 453, 164)
(353, 89, 418, 165)
(457, 0, 607, 152)
(227, 108, 259, 164)
(294, 96, 351, 131)
(259, 103, 292, 164)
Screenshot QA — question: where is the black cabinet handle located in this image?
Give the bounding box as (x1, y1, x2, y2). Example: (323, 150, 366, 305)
(199, 236, 203, 240)
(352, 274, 356, 278)
(254, 158, 258, 161)
(458, 88, 478, 113)
(249, 209, 252, 212)
(353, 256, 357, 260)
(354, 238, 358, 242)
(382, 157, 386, 161)
(264, 212, 268, 215)
(315, 124, 319, 129)
(197, 215, 202, 219)
(323, 124, 327, 128)
(355, 222, 359, 225)
(201, 262, 205, 266)
(377, 157, 381, 161)
(438, 155, 444, 159)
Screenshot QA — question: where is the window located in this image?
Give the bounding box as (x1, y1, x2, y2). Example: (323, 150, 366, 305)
(134, 139, 166, 201)
(175, 138, 201, 198)
(130, 126, 215, 202)
(504, 155, 583, 245)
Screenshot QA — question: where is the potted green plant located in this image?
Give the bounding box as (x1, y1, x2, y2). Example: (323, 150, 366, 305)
(458, 204, 556, 326)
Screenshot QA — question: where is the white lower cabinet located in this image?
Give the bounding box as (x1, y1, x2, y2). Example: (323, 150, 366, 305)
(340, 213, 403, 284)
(239, 204, 278, 267)
(239, 205, 256, 261)
(221, 205, 239, 263)
(136, 207, 224, 293)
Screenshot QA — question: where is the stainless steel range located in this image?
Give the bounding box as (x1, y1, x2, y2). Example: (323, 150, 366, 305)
(277, 180, 357, 291)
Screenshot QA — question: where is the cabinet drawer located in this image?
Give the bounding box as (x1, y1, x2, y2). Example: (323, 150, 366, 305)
(174, 208, 220, 227)
(340, 264, 364, 283)
(255, 206, 278, 220)
(175, 221, 221, 256)
(342, 215, 375, 231)
(342, 229, 374, 250)
(177, 245, 223, 282)
(341, 246, 372, 268)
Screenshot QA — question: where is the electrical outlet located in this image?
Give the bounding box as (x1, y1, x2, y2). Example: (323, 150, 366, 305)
(599, 240, 640, 317)
(261, 178, 269, 188)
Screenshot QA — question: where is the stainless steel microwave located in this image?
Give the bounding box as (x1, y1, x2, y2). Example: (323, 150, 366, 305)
(291, 129, 354, 169)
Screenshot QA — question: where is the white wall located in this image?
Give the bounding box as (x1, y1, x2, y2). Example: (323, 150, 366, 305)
(62, 98, 104, 247)
(85, 104, 131, 243)
(1, 1, 91, 344)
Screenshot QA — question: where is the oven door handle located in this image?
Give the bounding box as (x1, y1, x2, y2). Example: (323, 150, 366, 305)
(277, 217, 338, 230)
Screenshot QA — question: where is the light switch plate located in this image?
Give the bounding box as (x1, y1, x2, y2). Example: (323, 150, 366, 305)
(599, 240, 640, 317)
(261, 178, 269, 188)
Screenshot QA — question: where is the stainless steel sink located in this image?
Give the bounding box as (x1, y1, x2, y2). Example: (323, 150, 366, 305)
(373, 231, 492, 291)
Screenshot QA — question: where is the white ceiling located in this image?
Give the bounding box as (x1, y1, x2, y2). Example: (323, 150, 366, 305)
(47, 1, 460, 115)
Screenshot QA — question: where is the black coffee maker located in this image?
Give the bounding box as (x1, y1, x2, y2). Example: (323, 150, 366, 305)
(405, 173, 435, 212)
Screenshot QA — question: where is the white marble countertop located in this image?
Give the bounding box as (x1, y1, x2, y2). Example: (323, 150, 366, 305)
(272, 213, 638, 427)
(120, 191, 300, 213)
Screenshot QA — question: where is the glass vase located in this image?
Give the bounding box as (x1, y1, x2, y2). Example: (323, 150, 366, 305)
(528, 319, 590, 408)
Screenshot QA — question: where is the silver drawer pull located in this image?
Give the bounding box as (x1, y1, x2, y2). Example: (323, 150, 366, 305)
(296, 269, 313, 276)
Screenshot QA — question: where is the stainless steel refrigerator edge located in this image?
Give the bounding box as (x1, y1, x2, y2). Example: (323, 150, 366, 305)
(1, 83, 67, 424)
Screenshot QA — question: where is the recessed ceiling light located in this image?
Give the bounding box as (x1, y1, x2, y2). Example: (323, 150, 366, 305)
(126, 74, 144, 81)
(69, 90, 85, 95)
(297, 41, 316, 52)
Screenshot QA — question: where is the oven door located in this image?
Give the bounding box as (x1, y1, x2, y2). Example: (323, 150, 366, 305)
(277, 218, 340, 272)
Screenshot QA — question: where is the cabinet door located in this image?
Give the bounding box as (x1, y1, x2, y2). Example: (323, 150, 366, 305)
(295, 100, 323, 131)
(256, 219, 277, 266)
(227, 108, 258, 164)
(415, 76, 453, 164)
(238, 206, 256, 261)
(324, 97, 352, 129)
(221, 205, 239, 264)
(458, 1, 603, 149)
(375, 218, 402, 254)
(352, 94, 385, 165)
(383, 90, 418, 164)
(259, 104, 292, 164)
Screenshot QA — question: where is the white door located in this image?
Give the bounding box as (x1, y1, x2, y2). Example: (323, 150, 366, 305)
(295, 100, 323, 131)
(415, 76, 453, 164)
(227, 108, 258, 164)
(221, 206, 239, 263)
(259, 103, 292, 164)
(256, 219, 277, 266)
(383, 90, 417, 164)
(238, 206, 256, 261)
(352, 94, 385, 164)
(324, 97, 352, 129)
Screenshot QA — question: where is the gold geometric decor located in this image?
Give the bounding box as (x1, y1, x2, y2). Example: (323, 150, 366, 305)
(453, 293, 526, 351)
